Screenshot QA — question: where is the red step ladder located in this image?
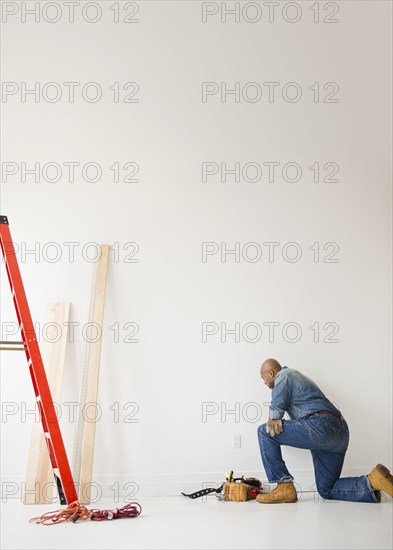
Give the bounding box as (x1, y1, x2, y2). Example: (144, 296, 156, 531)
(0, 215, 78, 504)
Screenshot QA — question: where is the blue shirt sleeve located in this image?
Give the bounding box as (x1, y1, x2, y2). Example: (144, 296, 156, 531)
(269, 372, 291, 419)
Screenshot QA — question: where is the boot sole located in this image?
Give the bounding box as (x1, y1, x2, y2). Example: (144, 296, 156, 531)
(376, 464, 393, 497)
(257, 498, 298, 504)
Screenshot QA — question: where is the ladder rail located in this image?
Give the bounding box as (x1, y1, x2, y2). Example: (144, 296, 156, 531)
(0, 216, 78, 504)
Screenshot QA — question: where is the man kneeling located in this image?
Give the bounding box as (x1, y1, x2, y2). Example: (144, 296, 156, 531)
(257, 358, 393, 504)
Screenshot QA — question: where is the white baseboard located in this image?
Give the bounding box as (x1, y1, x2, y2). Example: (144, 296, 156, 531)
(1, 467, 369, 503)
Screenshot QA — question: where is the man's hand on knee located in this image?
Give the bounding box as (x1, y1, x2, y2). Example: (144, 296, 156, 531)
(266, 419, 283, 436)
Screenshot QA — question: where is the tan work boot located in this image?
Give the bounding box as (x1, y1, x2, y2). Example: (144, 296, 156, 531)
(368, 464, 393, 498)
(256, 482, 297, 504)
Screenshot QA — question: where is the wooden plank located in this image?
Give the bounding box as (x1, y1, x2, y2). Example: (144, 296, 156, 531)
(23, 302, 71, 504)
(78, 245, 109, 504)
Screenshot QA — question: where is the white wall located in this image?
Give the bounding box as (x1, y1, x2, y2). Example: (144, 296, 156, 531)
(1, 0, 392, 500)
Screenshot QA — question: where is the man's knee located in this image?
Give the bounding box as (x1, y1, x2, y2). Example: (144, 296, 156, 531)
(317, 485, 333, 500)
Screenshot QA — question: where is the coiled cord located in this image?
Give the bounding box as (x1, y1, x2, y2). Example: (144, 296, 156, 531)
(30, 500, 142, 525)
(90, 502, 142, 521)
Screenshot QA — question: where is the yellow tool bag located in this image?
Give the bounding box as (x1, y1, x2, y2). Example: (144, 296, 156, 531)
(182, 471, 262, 501)
(223, 481, 252, 502)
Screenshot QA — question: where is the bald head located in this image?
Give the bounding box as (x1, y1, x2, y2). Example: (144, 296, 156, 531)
(260, 358, 282, 389)
(260, 358, 281, 375)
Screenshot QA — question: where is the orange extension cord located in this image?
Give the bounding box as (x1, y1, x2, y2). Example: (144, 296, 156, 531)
(30, 500, 142, 525)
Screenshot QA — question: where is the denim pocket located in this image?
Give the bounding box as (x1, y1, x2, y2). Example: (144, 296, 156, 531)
(307, 415, 343, 444)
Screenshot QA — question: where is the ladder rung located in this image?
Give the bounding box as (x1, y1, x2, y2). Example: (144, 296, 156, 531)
(0, 340, 27, 351)
(0, 342, 27, 351)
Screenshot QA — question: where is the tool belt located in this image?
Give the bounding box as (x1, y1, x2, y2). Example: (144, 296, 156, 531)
(222, 479, 259, 502)
(182, 471, 263, 502)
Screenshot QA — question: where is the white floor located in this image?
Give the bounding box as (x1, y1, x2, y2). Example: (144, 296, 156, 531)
(1, 495, 392, 550)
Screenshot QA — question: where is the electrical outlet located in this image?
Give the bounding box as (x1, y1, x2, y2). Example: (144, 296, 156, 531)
(232, 434, 241, 449)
